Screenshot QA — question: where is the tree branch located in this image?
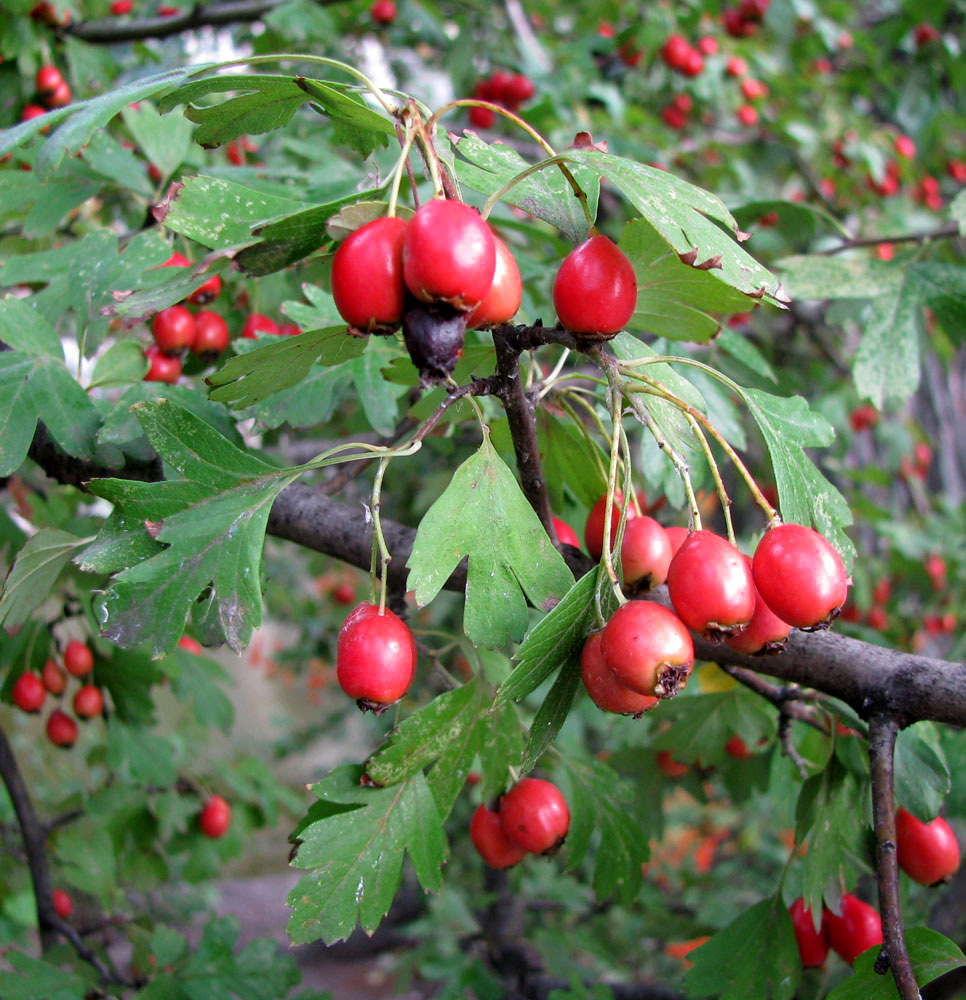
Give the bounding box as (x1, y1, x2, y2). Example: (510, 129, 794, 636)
(820, 223, 960, 255)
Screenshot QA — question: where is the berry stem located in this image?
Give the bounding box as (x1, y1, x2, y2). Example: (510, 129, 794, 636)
(599, 389, 628, 606)
(370, 456, 393, 614)
(386, 120, 418, 218)
(682, 411, 736, 546)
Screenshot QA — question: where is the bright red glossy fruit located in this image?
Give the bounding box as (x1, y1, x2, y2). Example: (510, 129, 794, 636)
(42, 659, 67, 695)
(725, 556, 791, 655)
(332, 216, 407, 333)
(680, 48, 705, 77)
(162, 251, 190, 269)
(191, 311, 230, 358)
(111, 0, 133, 13)
(21, 104, 48, 126)
(621, 515, 673, 591)
(552, 235, 637, 338)
(73, 684, 104, 719)
(470, 804, 528, 869)
(278, 323, 301, 337)
(468, 106, 496, 129)
(724, 735, 754, 759)
(895, 135, 916, 159)
(178, 635, 202, 654)
(667, 530, 756, 640)
(752, 524, 849, 630)
(584, 491, 637, 562)
(45, 80, 72, 108)
(46, 709, 79, 747)
(895, 807, 960, 886)
(504, 73, 536, 106)
(188, 273, 221, 306)
(499, 778, 570, 854)
(336, 602, 416, 710)
(403, 200, 496, 310)
(466, 236, 522, 327)
(581, 631, 658, 716)
(370, 0, 395, 24)
(241, 313, 280, 339)
(36, 66, 64, 98)
(736, 104, 759, 126)
(63, 640, 93, 677)
(144, 345, 182, 384)
(13, 672, 46, 713)
(199, 794, 232, 838)
(657, 749, 688, 779)
(664, 525, 689, 557)
(823, 894, 882, 966)
(552, 516, 580, 549)
(152, 305, 196, 354)
(600, 600, 694, 699)
(661, 34, 692, 70)
(789, 897, 828, 968)
(52, 889, 73, 919)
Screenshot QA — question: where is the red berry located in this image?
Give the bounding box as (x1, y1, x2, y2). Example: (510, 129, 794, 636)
(752, 524, 849, 630)
(667, 530, 756, 640)
(152, 305, 196, 354)
(580, 630, 658, 716)
(895, 808, 960, 886)
(866, 605, 888, 631)
(188, 273, 221, 306)
(12, 672, 46, 713)
(600, 600, 694, 699)
(162, 251, 190, 269)
(551, 516, 580, 549)
(724, 735, 754, 759)
(661, 34, 692, 71)
(178, 635, 202, 654)
(336, 602, 416, 711)
(332, 582, 356, 605)
(725, 556, 791, 655)
(726, 56, 748, 77)
(470, 804, 528, 868)
(332, 216, 407, 333)
(895, 135, 916, 160)
(947, 159, 966, 183)
(498, 778, 569, 854)
(468, 106, 496, 129)
(849, 403, 878, 432)
(144, 344, 182, 384)
(740, 78, 767, 100)
(620, 515, 673, 591)
(45, 80, 72, 109)
(823, 894, 882, 966)
(370, 0, 395, 24)
(466, 236, 522, 327)
(52, 889, 73, 919)
(789, 898, 829, 968)
(46, 709, 79, 747)
(35, 66, 64, 98)
(488, 71, 515, 103)
(199, 794, 232, 838)
(736, 104, 759, 126)
(191, 310, 230, 358)
(504, 73, 536, 105)
(697, 35, 719, 55)
(553, 235, 636, 338)
(63, 640, 93, 677)
(73, 684, 104, 719)
(403, 200, 496, 311)
(278, 323, 302, 337)
(584, 491, 636, 562)
(657, 749, 688, 779)
(915, 23, 940, 47)
(617, 41, 644, 68)
(664, 525, 689, 558)
(679, 48, 705, 77)
(111, 0, 133, 12)
(21, 104, 49, 128)
(241, 313, 280, 339)
(42, 659, 67, 695)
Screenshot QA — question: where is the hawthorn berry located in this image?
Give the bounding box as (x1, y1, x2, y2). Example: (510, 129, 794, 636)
(188, 273, 221, 306)
(470, 804, 528, 869)
(823, 894, 882, 965)
(466, 236, 522, 328)
(552, 516, 580, 549)
(789, 898, 828, 968)
(370, 0, 395, 24)
(661, 34, 692, 71)
(725, 557, 791, 655)
(46, 709, 79, 747)
(42, 658, 67, 695)
(680, 48, 705, 77)
(736, 104, 759, 127)
(241, 313, 280, 339)
(336, 602, 417, 712)
(667, 530, 756, 640)
(35, 66, 64, 99)
(12, 671, 46, 713)
(468, 106, 497, 129)
(663, 525, 689, 558)
(895, 807, 960, 886)
(45, 80, 72, 109)
(63, 640, 94, 677)
(21, 104, 49, 128)
(580, 630, 658, 716)
(199, 794, 232, 838)
(498, 778, 570, 854)
(726, 56, 748, 77)
(724, 735, 754, 759)
(600, 600, 694, 699)
(656, 749, 688, 779)
(73, 684, 104, 719)
(504, 73, 536, 106)
(144, 344, 182, 384)
(620, 515, 673, 592)
(332, 582, 356, 605)
(191, 310, 230, 359)
(552, 235, 637, 338)
(178, 635, 203, 654)
(52, 889, 73, 919)
(894, 134, 916, 159)
(752, 523, 848, 630)
(584, 491, 636, 562)
(331, 216, 407, 334)
(152, 305, 196, 354)
(110, 0, 133, 12)
(402, 200, 496, 311)
(278, 323, 302, 337)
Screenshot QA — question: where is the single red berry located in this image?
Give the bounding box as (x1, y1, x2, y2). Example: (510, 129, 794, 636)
(188, 273, 221, 306)
(661, 34, 692, 71)
(726, 56, 748, 76)
(657, 749, 688, 779)
(664, 525, 689, 558)
(45, 80, 72, 109)
(600, 600, 694, 699)
(466, 236, 522, 328)
(584, 491, 637, 562)
(553, 235, 637, 338)
(580, 631, 658, 716)
(147, 162, 163, 183)
(370, 0, 396, 24)
(504, 73, 535, 105)
(736, 103, 759, 126)
(789, 898, 829, 968)
(488, 71, 515, 103)
(161, 251, 190, 269)
(241, 313, 280, 339)
(199, 794, 232, 838)
(332, 582, 356, 605)
(226, 140, 245, 166)
(468, 105, 496, 129)
(144, 344, 182, 384)
(35, 66, 64, 98)
(191, 311, 230, 358)
(741, 78, 767, 100)
(725, 556, 791, 655)
(724, 735, 754, 759)
(52, 889, 73, 919)
(63, 640, 94, 677)
(13, 672, 46, 713)
(403, 200, 496, 311)
(73, 684, 104, 719)
(551, 516, 580, 550)
(849, 403, 878, 432)
(332, 216, 407, 334)
(672, 93, 694, 114)
(152, 305, 196, 354)
(752, 524, 849, 630)
(620, 515, 673, 591)
(661, 106, 688, 130)
(823, 894, 882, 966)
(680, 48, 705, 77)
(697, 35, 719, 54)
(46, 709, 79, 747)
(21, 104, 49, 127)
(895, 135, 916, 159)
(278, 323, 302, 337)
(470, 804, 528, 869)
(667, 530, 756, 640)
(915, 23, 940, 47)
(498, 778, 569, 854)
(336, 602, 416, 711)
(895, 807, 960, 886)
(178, 635, 202, 654)
(866, 605, 888, 630)
(42, 659, 67, 695)
(111, 0, 133, 13)
(947, 159, 966, 183)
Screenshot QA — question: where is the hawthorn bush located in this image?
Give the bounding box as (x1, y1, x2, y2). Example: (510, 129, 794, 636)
(1, 2, 965, 999)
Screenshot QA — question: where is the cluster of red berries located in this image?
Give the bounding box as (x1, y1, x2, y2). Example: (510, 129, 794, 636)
(468, 71, 536, 128)
(722, 0, 770, 38)
(29, 1, 70, 26)
(660, 35, 705, 78)
(470, 777, 570, 869)
(335, 602, 417, 712)
(20, 64, 71, 127)
(11, 641, 105, 749)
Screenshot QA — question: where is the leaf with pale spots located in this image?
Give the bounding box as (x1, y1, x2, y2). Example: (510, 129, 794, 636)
(287, 765, 445, 944)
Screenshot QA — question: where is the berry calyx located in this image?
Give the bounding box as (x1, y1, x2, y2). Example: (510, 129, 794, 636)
(725, 556, 791, 655)
(470, 804, 528, 869)
(752, 523, 848, 630)
(241, 313, 280, 339)
(895, 807, 960, 886)
(73, 684, 104, 719)
(403, 200, 497, 310)
(580, 630, 658, 716)
(498, 777, 570, 855)
(600, 600, 694, 699)
(336, 602, 417, 712)
(191, 311, 230, 359)
(823, 894, 882, 966)
(331, 216, 407, 334)
(552, 235, 637, 339)
(46, 709, 79, 747)
(152, 305, 196, 354)
(52, 889, 73, 919)
(620, 515, 673, 592)
(466, 236, 522, 328)
(63, 640, 94, 677)
(789, 898, 828, 968)
(667, 530, 756, 640)
(42, 658, 67, 694)
(144, 344, 182, 384)
(13, 671, 46, 713)
(402, 301, 468, 384)
(199, 794, 232, 838)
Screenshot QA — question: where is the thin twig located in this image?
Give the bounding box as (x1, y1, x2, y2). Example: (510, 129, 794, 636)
(718, 664, 827, 733)
(820, 224, 960, 256)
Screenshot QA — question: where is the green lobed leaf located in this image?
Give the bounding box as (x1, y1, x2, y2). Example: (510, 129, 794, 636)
(407, 434, 574, 648)
(106, 718, 178, 787)
(537, 409, 608, 510)
(894, 722, 950, 822)
(521, 654, 582, 773)
(0, 529, 89, 630)
(296, 78, 395, 158)
(775, 255, 903, 301)
(908, 262, 966, 349)
(853, 276, 922, 408)
(288, 765, 446, 944)
(0, 297, 64, 359)
(121, 101, 194, 179)
(90, 341, 150, 388)
(0, 952, 98, 1000)
(715, 327, 776, 381)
